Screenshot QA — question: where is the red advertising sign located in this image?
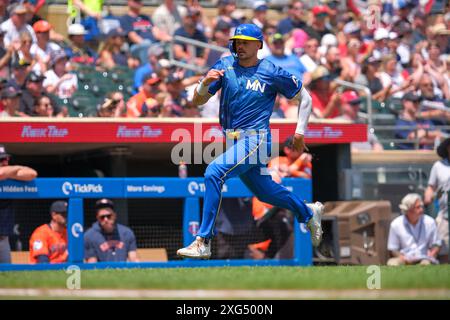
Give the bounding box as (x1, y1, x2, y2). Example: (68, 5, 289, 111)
(0, 120, 367, 144)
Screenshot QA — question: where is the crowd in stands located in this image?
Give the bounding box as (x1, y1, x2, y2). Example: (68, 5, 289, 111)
(0, 0, 449, 149)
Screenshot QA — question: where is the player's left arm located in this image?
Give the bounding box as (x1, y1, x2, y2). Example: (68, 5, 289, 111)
(291, 87, 313, 153)
(272, 67, 312, 153)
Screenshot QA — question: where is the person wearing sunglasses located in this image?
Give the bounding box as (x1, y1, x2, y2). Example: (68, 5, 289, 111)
(84, 198, 139, 263)
(0, 145, 37, 263)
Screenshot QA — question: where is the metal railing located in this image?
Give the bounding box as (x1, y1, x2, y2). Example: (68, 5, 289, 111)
(168, 35, 229, 74)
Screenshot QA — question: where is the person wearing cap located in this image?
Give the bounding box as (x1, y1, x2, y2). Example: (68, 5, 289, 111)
(0, 86, 23, 117)
(0, 3, 37, 49)
(277, 1, 307, 35)
(387, 193, 441, 266)
(66, 23, 98, 65)
(308, 5, 332, 41)
(354, 56, 388, 101)
(120, 0, 171, 64)
(425, 136, 450, 263)
(98, 28, 129, 69)
(43, 50, 78, 99)
(84, 198, 139, 263)
(173, 7, 209, 68)
(133, 43, 165, 94)
(7, 58, 31, 91)
(251, 1, 268, 30)
(176, 23, 323, 259)
(213, 0, 240, 32)
(309, 66, 340, 118)
(206, 20, 233, 68)
(266, 33, 307, 81)
(161, 71, 199, 117)
(0, 145, 37, 263)
(151, 0, 186, 36)
(394, 91, 443, 150)
(31, 20, 61, 70)
(430, 23, 450, 55)
(126, 73, 161, 117)
(29, 200, 69, 264)
(20, 71, 64, 117)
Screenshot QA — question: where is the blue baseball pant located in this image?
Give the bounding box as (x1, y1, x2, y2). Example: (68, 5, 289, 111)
(196, 131, 313, 239)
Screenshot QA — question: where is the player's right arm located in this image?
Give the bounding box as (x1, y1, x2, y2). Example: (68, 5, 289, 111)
(192, 69, 225, 106)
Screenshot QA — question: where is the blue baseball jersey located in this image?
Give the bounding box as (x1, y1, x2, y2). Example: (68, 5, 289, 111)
(208, 55, 303, 130)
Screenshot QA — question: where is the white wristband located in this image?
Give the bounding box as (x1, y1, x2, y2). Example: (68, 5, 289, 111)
(196, 81, 210, 96)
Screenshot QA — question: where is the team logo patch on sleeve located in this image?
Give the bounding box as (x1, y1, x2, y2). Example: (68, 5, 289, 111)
(33, 240, 43, 251)
(291, 75, 299, 87)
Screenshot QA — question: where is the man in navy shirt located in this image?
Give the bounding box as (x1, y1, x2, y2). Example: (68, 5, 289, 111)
(84, 199, 139, 263)
(120, 0, 171, 63)
(277, 1, 307, 35)
(173, 7, 209, 69)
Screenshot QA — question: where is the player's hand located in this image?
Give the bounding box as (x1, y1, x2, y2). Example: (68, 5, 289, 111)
(203, 69, 225, 85)
(292, 133, 309, 153)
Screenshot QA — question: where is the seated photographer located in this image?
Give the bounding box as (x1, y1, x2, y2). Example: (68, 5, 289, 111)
(97, 92, 126, 118)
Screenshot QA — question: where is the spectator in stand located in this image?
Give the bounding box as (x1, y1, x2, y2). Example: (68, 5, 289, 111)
(395, 92, 443, 150)
(29, 200, 68, 264)
(161, 72, 198, 117)
(31, 20, 61, 73)
(72, 0, 104, 43)
(43, 50, 78, 99)
(97, 91, 126, 118)
(213, 0, 240, 31)
(0, 0, 9, 25)
(1, 4, 36, 48)
(251, 1, 269, 30)
(372, 28, 390, 60)
(355, 56, 390, 102)
(32, 95, 55, 117)
(8, 59, 30, 90)
(0, 86, 22, 117)
(417, 73, 450, 128)
(299, 37, 320, 73)
(20, 71, 66, 117)
(387, 193, 441, 266)
(0, 29, 12, 77)
(266, 33, 307, 81)
(321, 45, 342, 81)
(340, 38, 363, 82)
(308, 5, 332, 41)
(309, 66, 340, 119)
(424, 137, 450, 263)
(18, 31, 45, 74)
(379, 53, 408, 99)
(120, 0, 171, 64)
(277, 0, 307, 35)
(151, 0, 185, 36)
(126, 73, 161, 118)
(0, 145, 37, 263)
(206, 20, 232, 68)
(430, 23, 450, 55)
(84, 198, 139, 263)
(97, 28, 129, 69)
(173, 7, 208, 69)
(133, 43, 165, 93)
(65, 23, 97, 65)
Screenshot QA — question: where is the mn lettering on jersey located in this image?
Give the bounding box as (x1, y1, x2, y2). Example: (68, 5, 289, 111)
(246, 79, 266, 93)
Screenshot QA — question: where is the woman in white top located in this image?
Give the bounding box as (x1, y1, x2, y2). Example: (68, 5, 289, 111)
(43, 51, 78, 99)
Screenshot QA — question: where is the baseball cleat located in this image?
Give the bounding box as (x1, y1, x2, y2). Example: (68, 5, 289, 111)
(306, 201, 324, 247)
(177, 236, 211, 259)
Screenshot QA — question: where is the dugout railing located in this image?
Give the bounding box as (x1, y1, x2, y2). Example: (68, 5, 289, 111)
(0, 177, 312, 271)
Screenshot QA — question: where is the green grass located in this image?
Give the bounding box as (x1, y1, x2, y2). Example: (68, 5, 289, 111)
(0, 265, 449, 290)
